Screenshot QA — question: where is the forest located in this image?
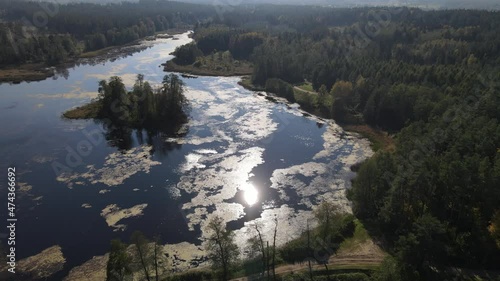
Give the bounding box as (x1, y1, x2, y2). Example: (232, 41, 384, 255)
(170, 5, 500, 281)
(0, 0, 215, 66)
(2, 1, 499, 280)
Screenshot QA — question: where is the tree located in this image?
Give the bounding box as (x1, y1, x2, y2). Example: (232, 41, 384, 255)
(172, 43, 203, 65)
(372, 256, 403, 281)
(314, 201, 341, 242)
(394, 214, 448, 280)
(0, 0, 215, 66)
(279, 235, 309, 265)
(128, 232, 164, 281)
(153, 235, 163, 281)
(271, 217, 278, 281)
(205, 216, 239, 281)
(106, 239, 132, 281)
(89, 74, 187, 133)
(265, 78, 295, 102)
(248, 218, 279, 281)
(98, 76, 131, 124)
(330, 80, 354, 122)
(131, 231, 153, 281)
(306, 221, 314, 281)
(313, 201, 343, 276)
(247, 222, 268, 279)
(491, 211, 500, 248)
(318, 84, 329, 96)
(229, 32, 264, 59)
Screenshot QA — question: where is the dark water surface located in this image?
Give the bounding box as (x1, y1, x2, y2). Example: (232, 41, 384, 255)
(0, 32, 372, 278)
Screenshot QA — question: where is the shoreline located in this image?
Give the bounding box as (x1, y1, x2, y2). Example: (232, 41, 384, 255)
(59, 74, 379, 281)
(163, 60, 253, 77)
(235, 76, 393, 152)
(161, 30, 390, 152)
(0, 28, 191, 84)
(0, 63, 56, 84)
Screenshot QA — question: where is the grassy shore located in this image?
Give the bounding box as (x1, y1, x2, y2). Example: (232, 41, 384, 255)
(238, 76, 264, 91)
(78, 46, 120, 59)
(164, 60, 253, 77)
(343, 125, 394, 152)
(62, 101, 101, 119)
(238, 77, 393, 152)
(227, 219, 385, 281)
(0, 63, 55, 83)
(0, 28, 191, 84)
(78, 29, 187, 59)
(296, 81, 315, 93)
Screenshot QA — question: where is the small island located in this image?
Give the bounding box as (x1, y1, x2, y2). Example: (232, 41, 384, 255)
(163, 48, 254, 77)
(163, 28, 260, 76)
(63, 73, 188, 134)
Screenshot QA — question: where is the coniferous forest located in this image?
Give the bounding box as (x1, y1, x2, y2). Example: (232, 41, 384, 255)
(168, 6, 500, 280)
(1, 1, 499, 280)
(0, 0, 213, 65)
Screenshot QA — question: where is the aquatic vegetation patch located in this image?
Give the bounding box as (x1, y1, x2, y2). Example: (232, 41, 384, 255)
(163, 242, 207, 271)
(17, 182, 33, 193)
(31, 155, 57, 164)
(11, 245, 66, 279)
(56, 145, 160, 188)
(100, 203, 148, 231)
(63, 254, 108, 281)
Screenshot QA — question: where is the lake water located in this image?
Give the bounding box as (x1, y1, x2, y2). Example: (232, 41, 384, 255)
(0, 32, 372, 279)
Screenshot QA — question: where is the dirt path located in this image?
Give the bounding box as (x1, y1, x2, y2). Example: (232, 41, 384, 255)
(332, 239, 386, 266)
(231, 240, 385, 281)
(293, 86, 317, 95)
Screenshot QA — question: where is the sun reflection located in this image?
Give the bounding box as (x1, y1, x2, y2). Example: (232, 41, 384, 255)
(243, 182, 259, 206)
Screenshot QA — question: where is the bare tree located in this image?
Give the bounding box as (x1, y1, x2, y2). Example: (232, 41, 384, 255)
(153, 235, 163, 281)
(248, 222, 268, 279)
(272, 216, 278, 281)
(131, 231, 152, 281)
(206, 216, 239, 281)
(267, 241, 271, 280)
(247, 217, 279, 280)
(307, 220, 314, 281)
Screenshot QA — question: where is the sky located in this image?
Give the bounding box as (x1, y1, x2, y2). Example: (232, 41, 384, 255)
(40, 0, 500, 10)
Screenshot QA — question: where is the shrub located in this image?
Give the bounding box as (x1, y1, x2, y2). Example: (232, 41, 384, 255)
(340, 214, 356, 238)
(265, 78, 296, 102)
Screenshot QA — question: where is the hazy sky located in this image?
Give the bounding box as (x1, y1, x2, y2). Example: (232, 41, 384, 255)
(45, 0, 500, 10)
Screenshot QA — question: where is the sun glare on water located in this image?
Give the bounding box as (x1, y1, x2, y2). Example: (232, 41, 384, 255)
(243, 182, 259, 206)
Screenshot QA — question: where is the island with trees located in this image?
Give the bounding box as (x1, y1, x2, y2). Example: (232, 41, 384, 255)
(63, 74, 188, 135)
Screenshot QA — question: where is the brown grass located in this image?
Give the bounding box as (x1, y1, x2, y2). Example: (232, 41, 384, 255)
(238, 76, 265, 91)
(344, 124, 394, 152)
(0, 64, 54, 83)
(164, 61, 253, 77)
(62, 101, 101, 119)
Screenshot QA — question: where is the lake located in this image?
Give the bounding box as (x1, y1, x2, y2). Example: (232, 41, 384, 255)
(0, 32, 372, 279)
